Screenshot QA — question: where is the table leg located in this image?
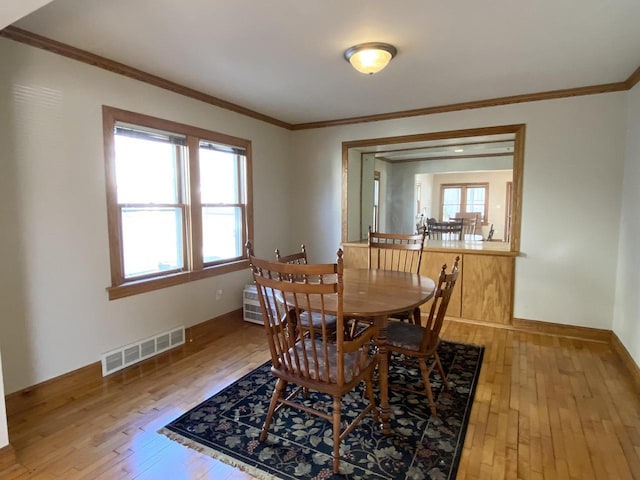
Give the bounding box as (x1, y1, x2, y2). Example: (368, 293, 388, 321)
(375, 316, 391, 434)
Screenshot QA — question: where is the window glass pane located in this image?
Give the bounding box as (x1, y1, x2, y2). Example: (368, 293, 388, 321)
(443, 188, 461, 204)
(202, 206, 243, 263)
(200, 146, 240, 204)
(121, 207, 183, 278)
(442, 187, 461, 221)
(466, 187, 486, 205)
(466, 187, 486, 220)
(115, 135, 180, 204)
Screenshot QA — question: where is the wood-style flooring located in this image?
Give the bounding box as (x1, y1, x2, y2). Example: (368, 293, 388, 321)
(2, 312, 640, 479)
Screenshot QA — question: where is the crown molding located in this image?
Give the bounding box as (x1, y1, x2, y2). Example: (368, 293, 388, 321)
(1, 26, 638, 131)
(0, 26, 292, 130)
(626, 65, 640, 89)
(291, 82, 628, 130)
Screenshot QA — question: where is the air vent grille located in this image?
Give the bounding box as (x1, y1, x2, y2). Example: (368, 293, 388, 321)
(101, 326, 185, 376)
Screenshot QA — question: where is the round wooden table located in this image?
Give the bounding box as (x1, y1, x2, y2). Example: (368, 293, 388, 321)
(342, 269, 436, 433)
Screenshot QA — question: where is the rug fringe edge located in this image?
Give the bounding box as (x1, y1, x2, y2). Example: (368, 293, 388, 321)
(158, 427, 281, 480)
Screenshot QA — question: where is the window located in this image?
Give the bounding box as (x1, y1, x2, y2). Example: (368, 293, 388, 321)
(440, 183, 488, 223)
(103, 106, 252, 299)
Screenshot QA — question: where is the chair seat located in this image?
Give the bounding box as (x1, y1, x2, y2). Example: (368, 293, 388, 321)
(299, 311, 337, 331)
(284, 338, 374, 384)
(387, 321, 427, 351)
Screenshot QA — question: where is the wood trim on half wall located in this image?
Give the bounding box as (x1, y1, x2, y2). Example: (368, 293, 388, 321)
(1, 26, 638, 131)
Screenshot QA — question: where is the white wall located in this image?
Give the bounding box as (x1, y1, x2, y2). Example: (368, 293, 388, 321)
(0, 38, 292, 394)
(290, 92, 626, 330)
(415, 172, 434, 225)
(613, 82, 640, 367)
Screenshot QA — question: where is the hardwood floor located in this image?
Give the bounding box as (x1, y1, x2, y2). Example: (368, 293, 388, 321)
(2, 312, 640, 479)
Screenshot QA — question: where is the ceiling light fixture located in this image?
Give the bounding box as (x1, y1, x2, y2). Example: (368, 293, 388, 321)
(344, 42, 397, 75)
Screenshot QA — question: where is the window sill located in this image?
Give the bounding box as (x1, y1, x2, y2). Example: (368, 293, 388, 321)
(107, 259, 249, 300)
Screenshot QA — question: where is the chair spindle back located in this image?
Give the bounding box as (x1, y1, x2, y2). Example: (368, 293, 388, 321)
(368, 226, 427, 273)
(422, 256, 460, 351)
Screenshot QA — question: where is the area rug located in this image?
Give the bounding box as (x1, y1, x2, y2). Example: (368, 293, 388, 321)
(161, 340, 484, 480)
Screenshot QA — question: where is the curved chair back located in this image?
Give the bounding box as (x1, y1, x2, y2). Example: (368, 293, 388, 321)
(368, 226, 426, 273)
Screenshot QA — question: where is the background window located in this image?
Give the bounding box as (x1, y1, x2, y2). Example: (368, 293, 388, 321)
(440, 183, 488, 222)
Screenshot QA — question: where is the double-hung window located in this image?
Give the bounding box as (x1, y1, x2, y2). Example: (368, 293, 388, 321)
(103, 106, 252, 299)
(440, 183, 489, 223)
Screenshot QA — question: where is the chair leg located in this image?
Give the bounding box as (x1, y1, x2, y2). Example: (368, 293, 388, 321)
(332, 396, 342, 474)
(260, 378, 286, 441)
(364, 370, 380, 423)
(419, 359, 437, 417)
(434, 352, 449, 390)
(411, 307, 421, 325)
(346, 318, 356, 340)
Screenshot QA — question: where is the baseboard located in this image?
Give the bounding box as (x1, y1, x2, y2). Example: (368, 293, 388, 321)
(0, 444, 16, 472)
(448, 316, 640, 391)
(611, 332, 640, 391)
(5, 361, 102, 417)
(512, 317, 612, 343)
(6, 309, 244, 417)
(186, 308, 243, 341)
(446, 316, 612, 343)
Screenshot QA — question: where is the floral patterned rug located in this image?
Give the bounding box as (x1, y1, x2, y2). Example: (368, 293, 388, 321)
(161, 340, 484, 480)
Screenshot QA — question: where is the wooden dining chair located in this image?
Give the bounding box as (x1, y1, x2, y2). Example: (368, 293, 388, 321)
(275, 244, 338, 334)
(427, 221, 463, 240)
(249, 249, 379, 474)
(367, 226, 427, 324)
(275, 244, 308, 265)
(486, 224, 495, 241)
(454, 212, 480, 239)
(386, 256, 460, 417)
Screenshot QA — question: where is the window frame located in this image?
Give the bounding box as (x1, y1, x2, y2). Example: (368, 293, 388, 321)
(439, 182, 489, 223)
(103, 106, 253, 300)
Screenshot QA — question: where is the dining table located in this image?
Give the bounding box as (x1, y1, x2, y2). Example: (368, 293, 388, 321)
(341, 268, 436, 434)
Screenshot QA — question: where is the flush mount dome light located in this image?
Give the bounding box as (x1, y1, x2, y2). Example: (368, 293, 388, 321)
(344, 42, 397, 75)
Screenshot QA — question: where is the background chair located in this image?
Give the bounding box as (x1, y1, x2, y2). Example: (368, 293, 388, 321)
(275, 244, 338, 334)
(454, 212, 480, 240)
(368, 226, 427, 324)
(385, 257, 460, 416)
(486, 223, 495, 241)
(427, 221, 463, 240)
(249, 250, 379, 474)
(275, 244, 308, 265)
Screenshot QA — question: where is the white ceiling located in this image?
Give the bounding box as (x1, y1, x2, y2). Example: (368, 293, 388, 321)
(0, 0, 54, 30)
(356, 133, 515, 162)
(6, 0, 640, 125)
